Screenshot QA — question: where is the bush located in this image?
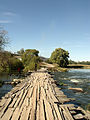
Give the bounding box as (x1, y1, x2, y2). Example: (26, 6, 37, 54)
(9, 57, 24, 73)
(0, 51, 24, 73)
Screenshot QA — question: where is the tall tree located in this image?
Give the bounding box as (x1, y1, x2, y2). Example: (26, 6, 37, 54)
(0, 27, 8, 51)
(49, 48, 69, 67)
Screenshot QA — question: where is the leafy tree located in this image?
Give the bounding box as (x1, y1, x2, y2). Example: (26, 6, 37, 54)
(0, 28, 8, 51)
(22, 49, 40, 72)
(49, 48, 69, 67)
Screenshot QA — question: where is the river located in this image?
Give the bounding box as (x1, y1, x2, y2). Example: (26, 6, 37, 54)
(0, 74, 18, 98)
(54, 69, 90, 109)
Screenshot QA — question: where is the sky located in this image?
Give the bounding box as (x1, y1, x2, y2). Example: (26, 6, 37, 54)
(0, 0, 90, 61)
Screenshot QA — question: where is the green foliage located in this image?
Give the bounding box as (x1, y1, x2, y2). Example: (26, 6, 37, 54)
(69, 60, 77, 64)
(9, 57, 24, 73)
(0, 51, 24, 73)
(46, 58, 53, 64)
(78, 61, 90, 65)
(22, 49, 40, 72)
(69, 60, 90, 65)
(49, 48, 69, 67)
(59, 82, 64, 86)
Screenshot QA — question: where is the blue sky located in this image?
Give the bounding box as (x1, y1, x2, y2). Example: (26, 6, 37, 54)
(0, 0, 90, 61)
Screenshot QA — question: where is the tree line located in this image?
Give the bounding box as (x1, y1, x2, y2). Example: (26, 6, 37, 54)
(2, 27, 90, 74)
(69, 60, 90, 65)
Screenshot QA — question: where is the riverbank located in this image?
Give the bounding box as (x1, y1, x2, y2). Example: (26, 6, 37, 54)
(67, 64, 90, 69)
(40, 62, 90, 73)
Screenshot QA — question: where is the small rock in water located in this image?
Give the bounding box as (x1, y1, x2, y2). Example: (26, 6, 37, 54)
(68, 88, 83, 92)
(71, 79, 79, 83)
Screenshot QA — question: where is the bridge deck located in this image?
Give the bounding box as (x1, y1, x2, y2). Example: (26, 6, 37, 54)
(0, 71, 89, 120)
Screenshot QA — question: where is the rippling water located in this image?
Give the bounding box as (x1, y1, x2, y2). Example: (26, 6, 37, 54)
(54, 69, 90, 109)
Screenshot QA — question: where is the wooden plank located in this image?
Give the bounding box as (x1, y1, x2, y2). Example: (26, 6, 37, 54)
(21, 97, 32, 120)
(73, 114, 85, 119)
(70, 110, 76, 114)
(18, 89, 28, 108)
(0, 98, 12, 118)
(40, 99, 45, 120)
(30, 86, 37, 120)
(58, 107, 65, 120)
(48, 85, 58, 103)
(44, 99, 54, 120)
(0, 98, 6, 107)
(61, 106, 74, 120)
(13, 89, 24, 108)
(53, 104, 63, 120)
(20, 106, 27, 120)
(11, 107, 20, 120)
(1, 108, 13, 120)
(36, 102, 40, 120)
(27, 87, 33, 98)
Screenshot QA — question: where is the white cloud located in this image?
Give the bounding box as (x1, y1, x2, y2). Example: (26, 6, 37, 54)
(0, 20, 12, 23)
(3, 12, 16, 16)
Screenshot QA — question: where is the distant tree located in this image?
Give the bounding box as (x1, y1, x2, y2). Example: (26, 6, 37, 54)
(25, 49, 39, 56)
(0, 27, 8, 51)
(49, 48, 69, 67)
(17, 48, 24, 55)
(69, 59, 77, 64)
(22, 49, 40, 72)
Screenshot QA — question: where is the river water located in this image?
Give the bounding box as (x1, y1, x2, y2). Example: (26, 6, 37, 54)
(0, 74, 17, 98)
(54, 69, 90, 109)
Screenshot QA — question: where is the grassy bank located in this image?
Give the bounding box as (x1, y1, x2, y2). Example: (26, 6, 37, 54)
(67, 64, 90, 69)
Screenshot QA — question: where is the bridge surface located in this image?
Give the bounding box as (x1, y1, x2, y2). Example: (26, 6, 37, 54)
(0, 70, 90, 120)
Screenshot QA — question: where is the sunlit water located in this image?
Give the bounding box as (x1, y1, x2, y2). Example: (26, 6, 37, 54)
(54, 69, 90, 109)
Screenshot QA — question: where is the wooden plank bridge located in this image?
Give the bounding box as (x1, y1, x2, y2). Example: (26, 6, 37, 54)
(0, 69, 90, 120)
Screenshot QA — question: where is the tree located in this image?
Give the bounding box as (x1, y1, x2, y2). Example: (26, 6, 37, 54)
(22, 49, 41, 72)
(49, 48, 69, 67)
(0, 27, 8, 51)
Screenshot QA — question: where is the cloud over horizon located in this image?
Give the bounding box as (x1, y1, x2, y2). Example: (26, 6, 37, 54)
(3, 12, 16, 16)
(0, 20, 12, 23)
